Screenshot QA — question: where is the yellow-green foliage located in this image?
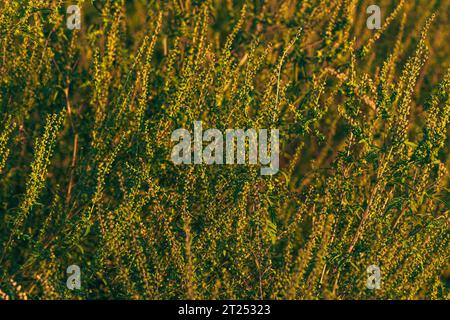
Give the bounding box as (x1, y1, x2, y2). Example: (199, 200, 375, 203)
(0, 0, 448, 300)
(0, 116, 15, 174)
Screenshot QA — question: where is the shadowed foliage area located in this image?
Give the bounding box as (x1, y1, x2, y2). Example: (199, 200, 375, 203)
(0, 0, 448, 299)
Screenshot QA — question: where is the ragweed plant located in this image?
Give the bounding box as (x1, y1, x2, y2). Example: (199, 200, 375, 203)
(0, 0, 448, 300)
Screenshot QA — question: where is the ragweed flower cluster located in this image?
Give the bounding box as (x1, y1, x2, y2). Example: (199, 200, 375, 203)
(0, 0, 448, 300)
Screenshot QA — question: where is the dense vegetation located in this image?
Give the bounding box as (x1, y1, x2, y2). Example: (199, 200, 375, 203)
(0, 0, 448, 299)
